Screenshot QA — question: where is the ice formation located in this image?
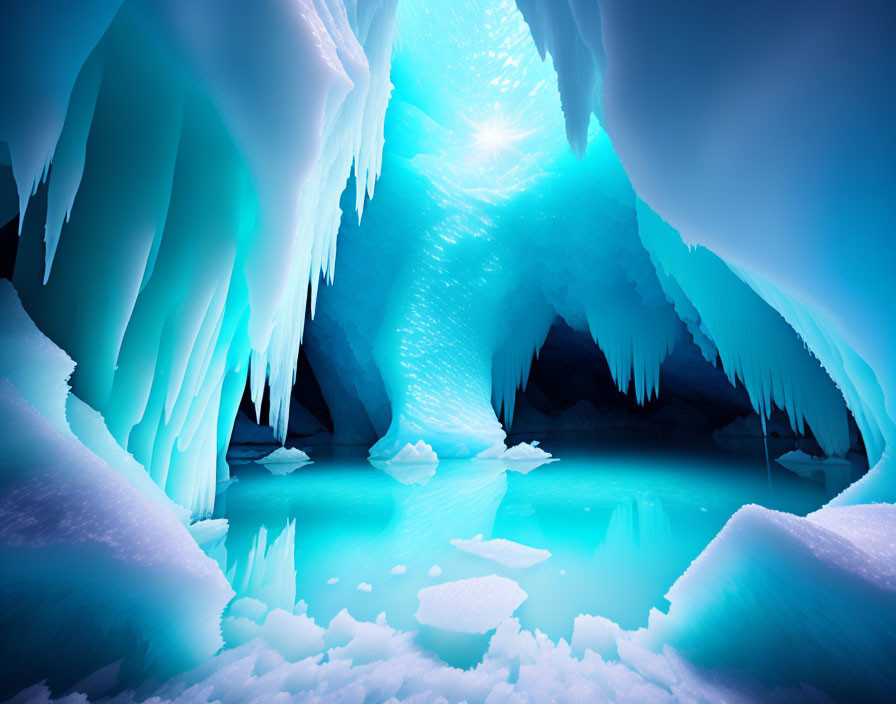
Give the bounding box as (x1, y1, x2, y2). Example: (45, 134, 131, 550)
(0, 282, 232, 697)
(4, 0, 398, 517)
(515, 0, 895, 504)
(2, 0, 894, 701)
(415, 575, 528, 633)
(450, 534, 552, 569)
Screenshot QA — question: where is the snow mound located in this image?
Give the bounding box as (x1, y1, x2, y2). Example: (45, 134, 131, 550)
(387, 440, 439, 464)
(415, 575, 528, 633)
(450, 534, 551, 569)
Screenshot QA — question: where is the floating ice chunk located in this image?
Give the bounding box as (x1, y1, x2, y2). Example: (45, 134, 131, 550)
(415, 575, 527, 633)
(388, 440, 439, 464)
(258, 447, 311, 463)
(776, 450, 852, 492)
(427, 565, 442, 577)
(475, 442, 507, 459)
(327, 577, 339, 585)
(450, 534, 551, 569)
(391, 565, 407, 575)
(357, 582, 372, 592)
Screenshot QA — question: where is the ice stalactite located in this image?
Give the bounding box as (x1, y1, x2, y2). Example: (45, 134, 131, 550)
(4, 1, 398, 516)
(637, 201, 850, 458)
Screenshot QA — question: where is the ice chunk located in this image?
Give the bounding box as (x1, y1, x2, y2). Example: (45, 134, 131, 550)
(391, 565, 407, 575)
(188, 518, 229, 548)
(415, 575, 528, 633)
(450, 534, 551, 569)
(387, 440, 439, 464)
(357, 582, 373, 592)
(776, 450, 853, 492)
(427, 565, 442, 577)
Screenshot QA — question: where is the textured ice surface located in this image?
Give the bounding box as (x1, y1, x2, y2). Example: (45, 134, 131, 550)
(415, 575, 528, 633)
(0, 282, 232, 697)
(450, 534, 551, 569)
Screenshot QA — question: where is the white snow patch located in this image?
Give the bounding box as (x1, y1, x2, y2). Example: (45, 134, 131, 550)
(450, 534, 551, 568)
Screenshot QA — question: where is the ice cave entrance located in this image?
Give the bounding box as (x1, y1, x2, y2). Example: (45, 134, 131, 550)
(213, 0, 874, 668)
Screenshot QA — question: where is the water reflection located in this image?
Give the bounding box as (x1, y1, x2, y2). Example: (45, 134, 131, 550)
(218, 442, 827, 658)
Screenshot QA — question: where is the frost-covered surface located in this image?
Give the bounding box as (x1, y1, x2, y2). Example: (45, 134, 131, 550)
(4, 0, 398, 516)
(0, 282, 232, 697)
(415, 575, 528, 633)
(450, 534, 551, 569)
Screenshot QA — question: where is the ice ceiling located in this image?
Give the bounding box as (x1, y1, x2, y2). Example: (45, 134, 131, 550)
(1, 0, 895, 701)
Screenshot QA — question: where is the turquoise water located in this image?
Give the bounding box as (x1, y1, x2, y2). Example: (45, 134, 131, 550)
(218, 441, 828, 663)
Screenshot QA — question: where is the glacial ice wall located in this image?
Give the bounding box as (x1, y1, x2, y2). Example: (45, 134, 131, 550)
(4, 0, 397, 516)
(515, 0, 896, 500)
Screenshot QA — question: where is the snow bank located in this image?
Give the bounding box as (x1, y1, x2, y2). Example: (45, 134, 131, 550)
(642, 503, 896, 701)
(0, 282, 232, 698)
(415, 576, 528, 633)
(450, 534, 551, 569)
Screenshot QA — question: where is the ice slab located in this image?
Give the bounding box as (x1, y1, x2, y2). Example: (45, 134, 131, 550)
(415, 575, 528, 633)
(450, 534, 551, 569)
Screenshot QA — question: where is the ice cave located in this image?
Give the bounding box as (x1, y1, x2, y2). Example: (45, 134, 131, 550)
(1, 1, 895, 702)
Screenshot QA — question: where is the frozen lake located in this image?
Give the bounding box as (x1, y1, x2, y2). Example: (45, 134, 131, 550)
(219, 440, 828, 666)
